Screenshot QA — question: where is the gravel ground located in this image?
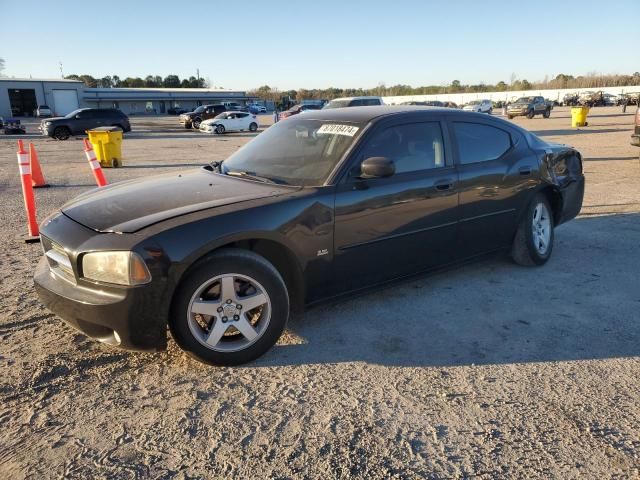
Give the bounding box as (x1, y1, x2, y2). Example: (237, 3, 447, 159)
(1, 107, 639, 479)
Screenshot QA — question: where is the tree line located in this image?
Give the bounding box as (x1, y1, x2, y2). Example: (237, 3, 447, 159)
(64, 74, 206, 88)
(249, 72, 640, 103)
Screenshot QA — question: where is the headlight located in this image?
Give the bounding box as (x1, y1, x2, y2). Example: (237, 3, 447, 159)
(82, 251, 151, 286)
(44, 121, 51, 126)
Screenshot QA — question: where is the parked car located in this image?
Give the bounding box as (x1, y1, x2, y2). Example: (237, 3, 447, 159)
(34, 106, 585, 366)
(179, 105, 227, 129)
(631, 106, 640, 148)
(248, 104, 267, 114)
(507, 96, 553, 119)
(400, 101, 445, 107)
(168, 107, 188, 115)
(199, 112, 259, 134)
(39, 108, 131, 140)
(37, 105, 52, 117)
(323, 96, 384, 109)
(562, 93, 580, 106)
(462, 99, 492, 114)
(602, 94, 618, 106)
(279, 104, 322, 120)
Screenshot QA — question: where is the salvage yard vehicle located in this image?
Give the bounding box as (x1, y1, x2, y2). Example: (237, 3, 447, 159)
(279, 104, 322, 120)
(36, 105, 52, 117)
(323, 96, 384, 109)
(34, 106, 585, 366)
(462, 99, 492, 114)
(507, 96, 553, 119)
(179, 104, 226, 129)
(199, 112, 258, 134)
(39, 108, 131, 140)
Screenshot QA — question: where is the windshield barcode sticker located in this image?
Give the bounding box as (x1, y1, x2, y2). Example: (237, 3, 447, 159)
(317, 124, 359, 137)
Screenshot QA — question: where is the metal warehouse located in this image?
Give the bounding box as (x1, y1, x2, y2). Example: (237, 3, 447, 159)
(0, 78, 251, 118)
(0, 78, 85, 117)
(82, 87, 252, 115)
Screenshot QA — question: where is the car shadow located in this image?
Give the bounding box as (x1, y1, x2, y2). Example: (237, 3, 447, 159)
(248, 212, 640, 368)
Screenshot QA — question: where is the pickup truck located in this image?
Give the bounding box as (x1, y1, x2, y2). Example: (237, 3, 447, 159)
(507, 96, 553, 119)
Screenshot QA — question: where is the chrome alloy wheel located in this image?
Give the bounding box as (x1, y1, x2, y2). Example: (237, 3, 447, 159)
(532, 202, 551, 255)
(187, 273, 271, 352)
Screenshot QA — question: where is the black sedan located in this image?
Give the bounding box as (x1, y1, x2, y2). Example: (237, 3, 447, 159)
(34, 106, 585, 365)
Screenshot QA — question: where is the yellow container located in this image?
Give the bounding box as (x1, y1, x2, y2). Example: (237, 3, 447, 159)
(87, 126, 123, 167)
(571, 106, 589, 128)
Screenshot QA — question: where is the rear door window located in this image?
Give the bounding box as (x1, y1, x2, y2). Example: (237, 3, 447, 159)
(452, 122, 511, 165)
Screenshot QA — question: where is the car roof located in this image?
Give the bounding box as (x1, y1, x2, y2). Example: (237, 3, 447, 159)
(328, 96, 382, 102)
(299, 105, 458, 123)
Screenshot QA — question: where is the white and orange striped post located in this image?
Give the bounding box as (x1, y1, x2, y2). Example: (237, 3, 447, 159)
(83, 139, 108, 187)
(17, 140, 40, 243)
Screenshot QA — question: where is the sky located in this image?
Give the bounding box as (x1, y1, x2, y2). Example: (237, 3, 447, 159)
(1, 0, 638, 91)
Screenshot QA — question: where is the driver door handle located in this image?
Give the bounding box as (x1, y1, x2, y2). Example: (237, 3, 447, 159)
(435, 179, 454, 191)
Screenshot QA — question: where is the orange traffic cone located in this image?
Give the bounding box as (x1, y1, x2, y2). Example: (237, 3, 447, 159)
(17, 140, 40, 243)
(83, 139, 108, 187)
(29, 143, 49, 188)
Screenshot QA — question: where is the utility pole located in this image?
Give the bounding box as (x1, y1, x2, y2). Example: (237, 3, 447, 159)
(196, 68, 200, 87)
(59, 61, 64, 78)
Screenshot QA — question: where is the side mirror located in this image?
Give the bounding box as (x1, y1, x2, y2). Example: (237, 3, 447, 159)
(360, 156, 395, 178)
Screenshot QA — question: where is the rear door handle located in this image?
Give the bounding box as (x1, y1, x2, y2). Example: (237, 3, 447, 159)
(519, 167, 532, 176)
(435, 179, 454, 191)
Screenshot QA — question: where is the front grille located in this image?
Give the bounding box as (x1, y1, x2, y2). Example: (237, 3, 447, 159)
(41, 236, 76, 284)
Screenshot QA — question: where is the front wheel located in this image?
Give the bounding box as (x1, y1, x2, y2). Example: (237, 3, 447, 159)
(511, 194, 554, 266)
(215, 124, 225, 134)
(249, 122, 258, 132)
(169, 249, 290, 366)
(192, 117, 202, 129)
(53, 126, 70, 140)
(526, 109, 535, 119)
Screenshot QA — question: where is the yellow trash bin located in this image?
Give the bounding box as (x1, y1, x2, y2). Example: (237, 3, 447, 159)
(570, 106, 589, 128)
(87, 126, 123, 168)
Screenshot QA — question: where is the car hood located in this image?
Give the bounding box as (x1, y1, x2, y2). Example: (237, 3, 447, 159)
(510, 102, 529, 107)
(61, 167, 296, 233)
(200, 119, 217, 125)
(43, 116, 66, 122)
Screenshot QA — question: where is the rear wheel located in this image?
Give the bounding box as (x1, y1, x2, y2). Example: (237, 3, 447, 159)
(53, 126, 70, 140)
(216, 124, 225, 134)
(249, 122, 258, 132)
(511, 194, 554, 266)
(169, 249, 290, 366)
(543, 108, 551, 118)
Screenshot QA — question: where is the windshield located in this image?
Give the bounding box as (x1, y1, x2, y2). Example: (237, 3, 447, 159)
(65, 108, 87, 118)
(323, 99, 351, 109)
(516, 97, 534, 103)
(467, 101, 481, 105)
(221, 118, 365, 186)
(214, 112, 228, 119)
(193, 106, 205, 113)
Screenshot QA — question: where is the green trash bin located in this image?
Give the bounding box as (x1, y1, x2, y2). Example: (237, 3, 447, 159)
(87, 126, 123, 168)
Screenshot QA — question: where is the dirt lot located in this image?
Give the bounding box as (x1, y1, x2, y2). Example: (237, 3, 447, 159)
(1, 107, 639, 479)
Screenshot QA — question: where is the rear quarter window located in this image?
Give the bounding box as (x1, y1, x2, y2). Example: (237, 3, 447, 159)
(452, 122, 512, 165)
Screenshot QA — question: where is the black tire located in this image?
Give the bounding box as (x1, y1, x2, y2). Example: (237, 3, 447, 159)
(249, 122, 258, 132)
(169, 249, 290, 366)
(184, 122, 192, 130)
(192, 117, 202, 129)
(511, 193, 555, 266)
(526, 109, 535, 119)
(507, 115, 514, 120)
(487, 108, 493, 115)
(53, 126, 70, 140)
(216, 124, 225, 134)
(543, 109, 551, 119)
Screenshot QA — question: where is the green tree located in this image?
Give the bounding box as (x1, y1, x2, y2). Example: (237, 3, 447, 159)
(163, 75, 181, 88)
